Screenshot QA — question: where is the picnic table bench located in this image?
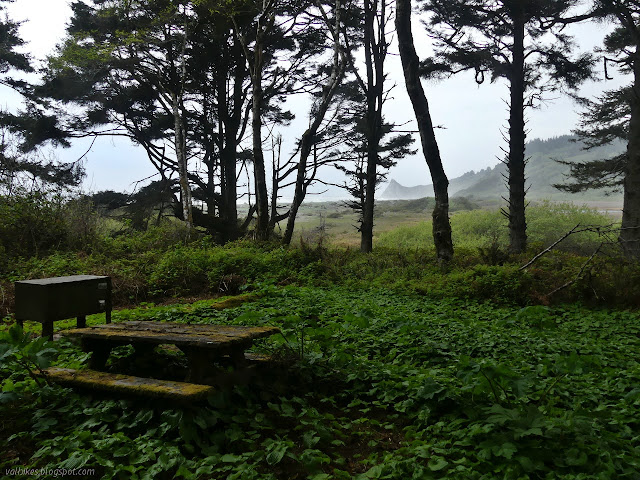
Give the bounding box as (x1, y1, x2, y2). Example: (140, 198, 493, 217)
(44, 321, 281, 400)
(44, 367, 216, 402)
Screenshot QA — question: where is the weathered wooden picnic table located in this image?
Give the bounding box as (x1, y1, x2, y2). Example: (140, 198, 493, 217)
(61, 321, 281, 383)
(43, 321, 280, 401)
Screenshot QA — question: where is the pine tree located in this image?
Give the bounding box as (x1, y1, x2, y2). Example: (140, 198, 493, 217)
(40, 0, 259, 237)
(564, 1, 640, 259)
(423, 0, 594, 253)
(0, 0, 81, 193)
(556, 88, 628, 194)
(41, 0, 199, 228)
(331, 80, 415, 240)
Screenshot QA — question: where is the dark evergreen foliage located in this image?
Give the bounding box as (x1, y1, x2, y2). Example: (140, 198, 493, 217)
(422, 0, 595, 253)
(0, 1, 82, 192)
(561, 32, 634, 194)
(330, 82, 415, 234)
(0, 0, 31, 78)
(567, 1, 640, 258)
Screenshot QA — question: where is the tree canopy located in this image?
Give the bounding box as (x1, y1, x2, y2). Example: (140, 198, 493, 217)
(5, 0, 640, 259)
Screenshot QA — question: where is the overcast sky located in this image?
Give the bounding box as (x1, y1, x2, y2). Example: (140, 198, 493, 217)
(3, 0, 631, 196)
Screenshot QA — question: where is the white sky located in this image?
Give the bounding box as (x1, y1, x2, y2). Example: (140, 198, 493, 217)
(2, 0, 631, 195)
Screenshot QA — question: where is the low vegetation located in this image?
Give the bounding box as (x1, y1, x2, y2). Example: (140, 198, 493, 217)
(1, 199, 639, 479)
(2, 287, 639, 478)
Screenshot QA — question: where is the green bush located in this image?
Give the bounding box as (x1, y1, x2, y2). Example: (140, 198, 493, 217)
(148, 246, 214, 296)
(449, 264, 532, 304)
(375, 210, 507, 251)
(376, 202, 615, 255)
(0, 194, 68, 260)
(527, 201, 615, 254)
(0, 194, 105, 264)
(97, 222, 194, 257)
(375, 223, 434, 250)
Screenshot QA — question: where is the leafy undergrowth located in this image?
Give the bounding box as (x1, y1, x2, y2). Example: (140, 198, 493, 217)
(1, 286, 639, 479)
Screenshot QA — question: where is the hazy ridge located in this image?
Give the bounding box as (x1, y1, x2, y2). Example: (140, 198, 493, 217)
(381, 135, 624, 202)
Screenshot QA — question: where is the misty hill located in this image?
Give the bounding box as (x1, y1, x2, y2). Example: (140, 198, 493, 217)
(381, 135, 624, 202)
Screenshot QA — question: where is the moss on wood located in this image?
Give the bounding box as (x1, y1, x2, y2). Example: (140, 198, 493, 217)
(209, 294, 256, 310)
(43, 367, 214, 401)
(63, 322, 280, 350)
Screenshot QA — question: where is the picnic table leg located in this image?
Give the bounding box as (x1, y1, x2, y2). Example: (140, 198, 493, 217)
(42, 320, 54, 339)
(82, 339, 113, 370)
(77, 315, 87, 328)
(230, 348, 248, 368)
(179, 347, 215, 384)
(105, 278, 112, 324)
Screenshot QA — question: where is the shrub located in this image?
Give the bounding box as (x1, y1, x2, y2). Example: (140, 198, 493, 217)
(60, 198, 100, 252)
(0, 194, 68, 260)
(375, 222, 434, 250)
(376, 202, 616, 256)
(97, 222, 194, 257)
(148, 246, 214, 296)
(451, 209, 508, 250)
(527, 201, 615, 254)
(416, 264, 533, 305)
(0, 194, 105, 264)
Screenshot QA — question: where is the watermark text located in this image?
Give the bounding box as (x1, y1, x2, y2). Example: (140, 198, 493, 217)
(5, 467, 96, 477)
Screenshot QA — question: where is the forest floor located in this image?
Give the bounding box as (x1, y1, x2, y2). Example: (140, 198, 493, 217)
(1, 286, 638, 479)
(1, 198, 638, 479)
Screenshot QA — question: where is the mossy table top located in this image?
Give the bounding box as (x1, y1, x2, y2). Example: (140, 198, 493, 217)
(62, 321, 280, 349)
(62, 321, 281, 384)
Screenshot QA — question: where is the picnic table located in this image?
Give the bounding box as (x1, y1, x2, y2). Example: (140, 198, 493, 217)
(61, 321, 281, 384)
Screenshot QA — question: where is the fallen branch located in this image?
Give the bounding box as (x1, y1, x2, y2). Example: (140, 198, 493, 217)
(520, 224, 581, 270)
(546, 242, 603, 298)
(520, 223, 617, 271)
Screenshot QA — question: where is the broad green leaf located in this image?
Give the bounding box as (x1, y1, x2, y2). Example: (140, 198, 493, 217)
(565, 448, 588, 466)
(221, 454, 242, 463)
(428, 456, 449, 471)
(265, 441, 289, 465)
(495, 442, 518, 459)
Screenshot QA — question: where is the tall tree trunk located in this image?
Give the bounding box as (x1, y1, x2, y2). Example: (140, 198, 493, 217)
(283, 0, 346, 246)
(507, 10, 527, 254)
(620, 47, 640, 258)
(360, 0, 384, 253)
(218, 38, 243, 242)
(172, 93, 193, 230)
(269, 135, 282, 232)
(361, 137, 378, 253)
(282, 129, 313, 245)
(252, 54, 270, 240)
(233, 11, 272, 241)
(395, 0, 453, 262)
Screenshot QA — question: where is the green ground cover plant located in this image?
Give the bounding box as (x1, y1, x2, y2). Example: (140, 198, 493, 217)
(1, 200, 639, 478)
(1, 287, 638, 479)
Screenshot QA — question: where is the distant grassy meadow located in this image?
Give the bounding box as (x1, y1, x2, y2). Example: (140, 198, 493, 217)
(281, 198, 619, 252)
